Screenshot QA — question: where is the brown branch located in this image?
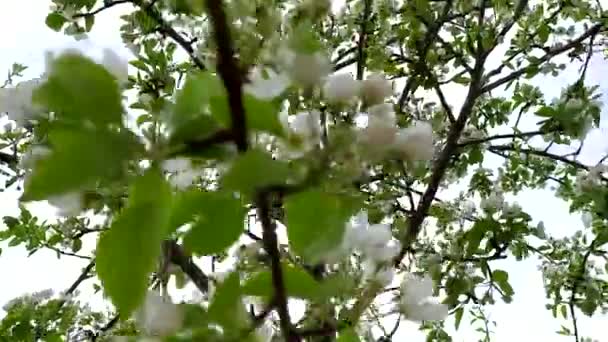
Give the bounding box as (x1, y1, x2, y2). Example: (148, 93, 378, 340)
(457, 130, 544, 147)
(165, 240, 209, 294)
(488, 144, 592, 171)
(356, 0, 373, 80)
(256, 191, 298, 342)
(204, 0, 247, 152)
(72, 0, 131, 18)
(481, 24, 603, 93)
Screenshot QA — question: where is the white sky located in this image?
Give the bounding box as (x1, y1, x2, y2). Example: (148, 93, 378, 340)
(0, 1, 607, 341)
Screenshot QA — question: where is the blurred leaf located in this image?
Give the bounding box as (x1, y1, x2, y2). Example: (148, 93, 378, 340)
(242, 264, 325, 300)
(45, 13, 66, 31)
(33, 53, 123, 127)
(21, 128, 139, 201)
(183, 191, 245, 255)
(285, 190, 360, 263)
(221, 149, 290, 196)
(96, 169, 173, 317)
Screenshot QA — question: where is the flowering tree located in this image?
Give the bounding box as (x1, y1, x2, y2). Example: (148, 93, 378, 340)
(1, 0, 607, 341)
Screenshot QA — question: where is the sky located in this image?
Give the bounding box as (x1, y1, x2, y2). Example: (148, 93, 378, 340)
(0, 1, 607, 341)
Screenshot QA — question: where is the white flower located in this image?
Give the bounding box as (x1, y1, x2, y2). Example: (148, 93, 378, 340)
(400, 274, 448, 322)
(323, 73, 360, 104)
(462, 200, 476, 217)
(480, 190, 504, 212)
(136, 291, 183, 337)
(368, 103, 395, 121)
(360, 73, 392, 105)
(0, 79, 43, 126)
(162, 158, 203, 189)
(245, 68, 290, 99)
(101, 48, 128, 85)
(503, 202, 522, 216)
(285, 51, 331, 87)
(565, 98, 584, 111)
(47, 192, 83, 217)
(360, 115, 398, 149)
(290, 110, 321, 148)
(374, 267, 395, 286)
(393, 121, 434, 161)
(256, 321, 273, 342)
(582, 212, 593, 228)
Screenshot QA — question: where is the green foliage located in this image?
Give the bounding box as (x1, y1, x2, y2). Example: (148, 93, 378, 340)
(242, 263, 328, 300)
(22, 128, 139, 201)
(183, 191, 245, 255)
(96, 169, 173, 317)
(221, 149, 291, 196)
(33, 53, 124, 127)
(285, 190, 360, 263)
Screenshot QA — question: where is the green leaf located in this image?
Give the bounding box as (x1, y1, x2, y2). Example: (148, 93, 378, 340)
(492, 269, 514, 296)
(45, 13, 67, 32)
(244, 95, 285, 137)
(170, 72, 224, 129)
(535, 106, 556, 117)
(221, 149, 290, 196)
(21, 128, 139, 201)
(183, 191, 245, 255)
(96, 169, 173, 317)
(242, 264, 324, 300)
(337, 328, 361, 342)
(208, 272, 247, 329)
(285, 190, 360, 263)
(454, 306, 464, 329)
(465, 219, 494, 257)
(85, 15, 95, 32)
(33, 53, 123, 127)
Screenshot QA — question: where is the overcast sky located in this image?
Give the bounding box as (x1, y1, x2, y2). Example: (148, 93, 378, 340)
(0, 1, 607, 341)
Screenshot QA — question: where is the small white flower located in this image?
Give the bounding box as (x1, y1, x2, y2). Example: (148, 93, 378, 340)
(101, 48, 129, 85)
(290, 110, 321, 148)
(47, 192, 83, 217)
(286, 51, 331, 87)
(400, 274, 448, 322)
(367, 103, 395, 122)
(162, 158, 203, 189)
(582, 212, 593, 228)
(323, 73, 360, 104)
(256, 321, 273, 342)
(480, 190, 504, 212)
(503, 202, 522, 216)
(136, 291, 183, 337)
(393, 121, 434, 161)
(461, 200, 476, 217)
(360, 73, 392, 105)
(245, 68, 290, 99)
(565, 98, 584, 111)
(360, 115, 398, 148)
(0, 79, 44, 126)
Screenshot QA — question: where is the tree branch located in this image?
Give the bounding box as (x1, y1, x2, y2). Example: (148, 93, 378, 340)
(204, 0, 247, 152)
(72, 0, 131, 18)
(356, 0, 373, 80)
(481, 24, 603, 93)
(165, 240, 209, 294)
(458, 130, 544, 147)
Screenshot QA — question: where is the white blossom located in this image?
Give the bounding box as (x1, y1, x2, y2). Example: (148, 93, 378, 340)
(47, 192, 83, 217)
(367, 103, 395, 122)
(503, 202, 522, 216)
(360, 115, 398, 148)
(582, 212, 593, 228)
(162, 158, 203, 190)
(0, 79, 43, 126)
(323, 73, 360, 104)
(393, 121, 434, 161)
(284, 50, 331, 87)
(256, 321, 274, 342)
(245, 68, 290, 99)
(400, 274, 448, 322)
(360, 73, 393, 105)
(290, 110, 322, 149)
(101, 49, 129, 85)
(136, 291, 183, 337)
(461, 200, 476, 217)
(481, 189, 504, 212)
